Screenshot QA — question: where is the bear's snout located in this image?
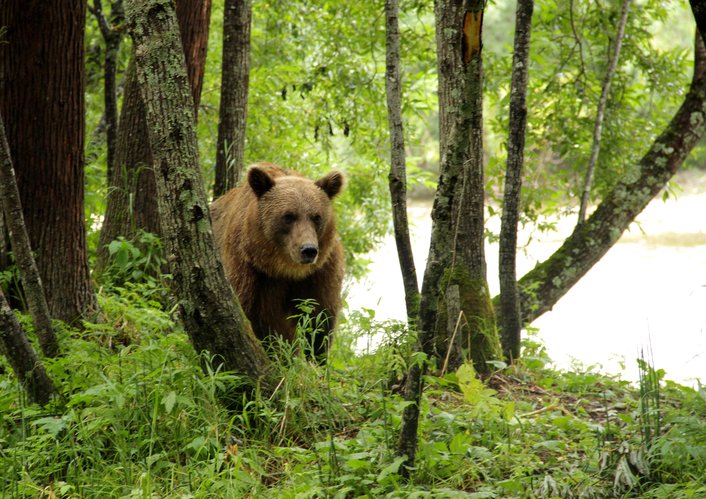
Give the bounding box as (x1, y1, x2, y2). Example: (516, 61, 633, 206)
(300, 244, 319, 264)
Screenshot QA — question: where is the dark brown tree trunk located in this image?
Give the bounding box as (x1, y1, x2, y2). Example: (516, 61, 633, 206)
(0, 287, 56, 406)
(0, 113, 58, 358)
(511, 32, 706, 326)
(398, 0, 501, 473)
(89, 0, 125, 181)
(385, 0, 419, 321)
(176, 0, 213, 112)
(499, 0, 533, 361)
(0, 0, 97, 323)
(96, 0, 211, 273)
(125, 0, 271, 390)
(214, 0, 252, 198)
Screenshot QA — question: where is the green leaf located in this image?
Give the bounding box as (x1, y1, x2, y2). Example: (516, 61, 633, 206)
(376, 455, 407, 483)
(162, 391, 177, 414)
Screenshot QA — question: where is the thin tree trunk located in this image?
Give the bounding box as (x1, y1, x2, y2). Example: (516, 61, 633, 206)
(125, 0, 271, 389)
(0, 0, 97, 323)
(385, 0, 419, 321)
(511, 32, 706, 325)
(0, 287, 56, 406)
(214, 0, 252, 197)
(398, 0, 501, 474)
(89, 0, 125, 181)
(0, 113, 58, 358)
(446, 0, 500, 375)
(499, 0, 533, 361)
(577, 0, 631, 224)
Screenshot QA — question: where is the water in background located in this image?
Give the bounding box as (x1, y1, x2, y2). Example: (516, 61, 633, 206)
(347, 176, 706, 387)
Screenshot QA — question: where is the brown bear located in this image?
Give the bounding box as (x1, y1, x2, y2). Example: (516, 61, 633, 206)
(210, 163, 345, 360)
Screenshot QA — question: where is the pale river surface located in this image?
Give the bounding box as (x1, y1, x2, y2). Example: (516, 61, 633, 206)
(347, 175, 706, 387)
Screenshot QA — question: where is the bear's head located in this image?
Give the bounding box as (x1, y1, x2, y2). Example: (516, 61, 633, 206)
(247, 165, 344, 280)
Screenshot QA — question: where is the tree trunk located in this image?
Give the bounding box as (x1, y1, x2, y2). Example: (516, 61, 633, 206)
(499, 0, 533, 361)
(442, 0, 500, 375)
(89, 0, 125, 181)
(0, 287, 56, 406)
(512, 32, 706, 325)
(125, 0, 271, 390)
(0, 0, 97, 323)
(176, 0, 213, 113)
(577, 0, 631, 224)
(0, 113, 58, 358)
(385, 0, 419, 321)
(214, 0, 252, 198)
(398, 0, 501, 473)
(96, 0, 211, 273)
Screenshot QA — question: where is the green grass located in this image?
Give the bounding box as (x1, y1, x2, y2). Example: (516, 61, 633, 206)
(1, 286, 705, 498)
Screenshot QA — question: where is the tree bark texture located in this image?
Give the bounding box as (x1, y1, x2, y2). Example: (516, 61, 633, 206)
(385, 0, 419, 321)
(444, 0, 500, 375)
(214, 0, 252, 198)
(125, 0, 271, 388)
(514, 33, 706, 325)
(176, 0, 213, 112)
(96, 0, 211, 272)
(498, 0, 533, 361)
(0, 287, 56, 406)
(0, 113, 58, 358)
(0, 0, 97, 323)
(398, 0, 500, 472)
(577, 0, 631, 224)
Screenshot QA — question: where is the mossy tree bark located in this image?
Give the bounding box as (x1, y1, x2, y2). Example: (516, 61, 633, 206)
(96, 0, 212, 273)
(398, 0, 501, 473)
(0, 287, 56, 406)
(214, 0, 252, 198)
(0, 113, 58, 358)
(125, 0, 271, 390)
(498, 0, 533, 361)
(508, 32, 706, 326)
(385, 0, 419, 321)
(0, 0, 97, 323)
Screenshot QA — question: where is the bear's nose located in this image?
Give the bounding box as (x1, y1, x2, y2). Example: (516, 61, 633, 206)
(300, 244, 319, 264)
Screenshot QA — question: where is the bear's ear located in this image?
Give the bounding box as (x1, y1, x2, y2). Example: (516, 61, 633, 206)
(315, 170, 345, 199)
(248, 166, 275, 197)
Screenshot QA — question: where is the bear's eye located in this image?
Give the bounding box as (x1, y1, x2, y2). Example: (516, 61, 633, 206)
(310, 214, 322, 227)
(282, 212, 297, 225)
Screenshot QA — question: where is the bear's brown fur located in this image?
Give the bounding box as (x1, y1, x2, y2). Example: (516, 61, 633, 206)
(210, 163, 345, 358)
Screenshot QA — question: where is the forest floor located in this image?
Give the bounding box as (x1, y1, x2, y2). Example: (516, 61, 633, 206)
(1, 287, 706, 498)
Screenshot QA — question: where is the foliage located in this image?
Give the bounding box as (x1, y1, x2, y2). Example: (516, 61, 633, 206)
(1, 285, 705, 497)
(99, 230, 168, 289)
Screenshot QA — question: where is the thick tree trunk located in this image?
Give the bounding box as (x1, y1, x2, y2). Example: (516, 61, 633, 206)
(0, 0, 97, 323)
(96, 0, 211, 273)
(385, 0, 419, 320)
(0, 114, 58, 358)
(214, 0, 252, 197)
(0, 287, 56, 406)
(499, 0, 533, 361)
(176, 0, 213, 112)
(513, 33, 706, 325)
(125, 0, 271, 389)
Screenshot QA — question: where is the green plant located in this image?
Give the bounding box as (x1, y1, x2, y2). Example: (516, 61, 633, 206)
(101, 230, 168, 288)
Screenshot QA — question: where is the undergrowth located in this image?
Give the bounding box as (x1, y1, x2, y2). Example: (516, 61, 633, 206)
(1, 285, 705, 498)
